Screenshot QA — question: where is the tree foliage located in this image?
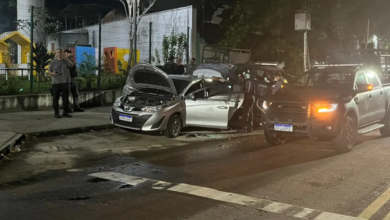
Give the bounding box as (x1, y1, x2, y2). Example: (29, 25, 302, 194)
(32, 42, 55, 88)
(17, 8, 62, 45)
(78, 52, 98, 89)
(119, 0, 157, 70)
(220, 0, 390, 73)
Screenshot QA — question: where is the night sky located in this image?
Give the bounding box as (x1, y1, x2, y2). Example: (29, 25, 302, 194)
(46, 0, 196, 12)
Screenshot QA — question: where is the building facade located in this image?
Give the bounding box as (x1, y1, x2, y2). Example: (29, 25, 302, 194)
(47, 6, 197, 68)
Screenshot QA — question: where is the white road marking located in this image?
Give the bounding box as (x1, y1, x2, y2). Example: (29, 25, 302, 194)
(293, 208, 316, 218)
(89, 172, 365, 220)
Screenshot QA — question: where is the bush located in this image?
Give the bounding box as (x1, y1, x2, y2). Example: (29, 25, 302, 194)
(101, 73, 127, 90)
(0, 76, 23, 96)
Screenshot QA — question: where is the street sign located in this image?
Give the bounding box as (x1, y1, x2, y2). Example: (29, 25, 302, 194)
(295, 11, 311, 31)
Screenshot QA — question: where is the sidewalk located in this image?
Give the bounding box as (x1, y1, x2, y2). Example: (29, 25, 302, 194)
(0, 107, 113, 152)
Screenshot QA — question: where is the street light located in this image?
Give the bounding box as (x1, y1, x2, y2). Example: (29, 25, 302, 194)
(295, 10, 311, 71)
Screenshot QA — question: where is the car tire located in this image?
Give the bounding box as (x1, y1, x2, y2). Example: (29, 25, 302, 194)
(264, 129, 287, 146)
(332, 115, 357, 153)
(380, 107, 390, 137)
(164, 115, 183, 138)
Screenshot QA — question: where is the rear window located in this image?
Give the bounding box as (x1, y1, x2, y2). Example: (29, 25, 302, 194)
(133, 71, 170, 88)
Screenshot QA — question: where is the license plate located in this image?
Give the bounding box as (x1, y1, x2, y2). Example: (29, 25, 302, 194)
(119, 114, 133, 122)
(274, 124, 293, 132)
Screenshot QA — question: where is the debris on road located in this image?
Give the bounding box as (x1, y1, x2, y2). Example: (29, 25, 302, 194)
(187, 134, 198, 138)
(68, 196, 91, 201)
(86, 178, 110, 183)
(117, 184, 133, 190)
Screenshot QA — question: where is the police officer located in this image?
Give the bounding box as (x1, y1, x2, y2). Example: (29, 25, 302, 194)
(163, 56, 177, 75)
(272, 72, 286, 94)
(240, 69, 255, 133)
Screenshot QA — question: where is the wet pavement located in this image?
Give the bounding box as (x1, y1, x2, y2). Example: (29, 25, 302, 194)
(1, 129, 390, 220)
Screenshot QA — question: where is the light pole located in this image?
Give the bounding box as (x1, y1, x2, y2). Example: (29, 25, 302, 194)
(295, 10, 311, 71)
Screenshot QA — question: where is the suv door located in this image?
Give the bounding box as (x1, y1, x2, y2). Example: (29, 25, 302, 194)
(354, 71, 371, 126)
(364, 71, 386, 123)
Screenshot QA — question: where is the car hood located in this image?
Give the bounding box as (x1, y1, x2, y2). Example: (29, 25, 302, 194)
(269, 86, 356, 103)
(126, 63, 177, 96)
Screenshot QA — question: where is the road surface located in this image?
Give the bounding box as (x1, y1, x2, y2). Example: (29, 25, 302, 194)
(1, 129, 390, 220)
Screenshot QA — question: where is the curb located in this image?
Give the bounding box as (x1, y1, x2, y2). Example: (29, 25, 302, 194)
(25, 124, 116, 137)
(0, 133, 25, 156)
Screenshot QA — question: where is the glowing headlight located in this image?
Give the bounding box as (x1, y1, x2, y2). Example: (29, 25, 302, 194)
(113, 98, 122, 107)
(141, 105, 165, 112)
(262, 101, 272, 109)
(315, 103, 338, 113)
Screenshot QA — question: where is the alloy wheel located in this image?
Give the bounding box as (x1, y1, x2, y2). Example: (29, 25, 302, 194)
(343, 119, 356, 147)
(170, 118, 181, 137)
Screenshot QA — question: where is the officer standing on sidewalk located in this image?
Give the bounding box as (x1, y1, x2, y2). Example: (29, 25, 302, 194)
(64, 49, 84, 112)
(240, 69, 255, 133)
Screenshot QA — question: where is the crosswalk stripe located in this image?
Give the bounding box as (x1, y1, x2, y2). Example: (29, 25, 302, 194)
(88, 172, 365, 220)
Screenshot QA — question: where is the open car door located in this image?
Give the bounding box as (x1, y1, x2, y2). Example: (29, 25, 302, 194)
(184, 80, 230, 129)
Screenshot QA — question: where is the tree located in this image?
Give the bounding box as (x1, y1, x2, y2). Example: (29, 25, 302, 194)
(17, 8, 62, 46)
(220, 0, 390, 74)
(31, 42, 55, 90)
(78, 52, 98, 90)
(119, 0, 157, 70)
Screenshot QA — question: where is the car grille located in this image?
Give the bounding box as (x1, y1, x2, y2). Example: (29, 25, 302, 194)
(112, 111, 152, 129)
(268, 102, 309, 123)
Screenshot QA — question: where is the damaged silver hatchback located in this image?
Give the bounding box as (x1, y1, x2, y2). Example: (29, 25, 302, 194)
(110, 63, 245, 138)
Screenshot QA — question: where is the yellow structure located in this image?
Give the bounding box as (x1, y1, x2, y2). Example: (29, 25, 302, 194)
(0, 31, 31, 64)
(104, 47, 140, 74)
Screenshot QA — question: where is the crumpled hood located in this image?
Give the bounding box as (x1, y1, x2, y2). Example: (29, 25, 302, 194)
(269, 86, 355, 103)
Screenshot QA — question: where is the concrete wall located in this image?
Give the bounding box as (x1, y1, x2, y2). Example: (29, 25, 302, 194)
(0, 90, 122, 113)
(47, 6, 197, 65)
(47, 33, 89, 51)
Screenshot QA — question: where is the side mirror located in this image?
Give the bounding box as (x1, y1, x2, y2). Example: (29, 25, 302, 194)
(357, 84, 373, 92)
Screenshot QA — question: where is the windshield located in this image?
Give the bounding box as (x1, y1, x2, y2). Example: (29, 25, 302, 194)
(293, 72, 354, 87)
(172, 79, 191, 94)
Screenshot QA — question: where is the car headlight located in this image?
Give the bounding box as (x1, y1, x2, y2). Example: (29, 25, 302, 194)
(315, 103, 338, 113)
(113, 98, 122, 107)
(141, 105, 165, 112)
(262, 101, 272, 109)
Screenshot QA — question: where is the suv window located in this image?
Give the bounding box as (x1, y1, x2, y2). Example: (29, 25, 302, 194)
(365, 71, 381, 88)
(355, 72, 367, 87)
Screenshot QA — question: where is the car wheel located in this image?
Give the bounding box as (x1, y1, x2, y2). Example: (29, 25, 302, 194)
(264, 129, 287, 146)
(332, 115, 357, 153)
(164, 115, 183, 138)
(380, 107, 390, 137)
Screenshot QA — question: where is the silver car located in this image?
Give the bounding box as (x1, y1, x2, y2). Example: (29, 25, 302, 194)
(110, 63, 244, 138)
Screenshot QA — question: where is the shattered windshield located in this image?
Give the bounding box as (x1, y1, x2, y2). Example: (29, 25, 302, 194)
(294, 72, 354, 87)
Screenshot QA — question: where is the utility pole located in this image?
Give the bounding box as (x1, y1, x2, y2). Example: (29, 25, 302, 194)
(97, 13, 102, 90)
(366, 19, 370, 49)
(304, 30, 308, 71)
(29, 5, 34, 93)
(295, 10, 311, 72)
(134, 0, 138, 65)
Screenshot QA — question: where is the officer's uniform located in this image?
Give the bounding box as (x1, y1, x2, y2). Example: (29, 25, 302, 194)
(241, 75, 255, 133)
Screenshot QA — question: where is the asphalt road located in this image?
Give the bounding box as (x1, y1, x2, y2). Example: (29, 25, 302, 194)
(1, 129, 390, 220)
